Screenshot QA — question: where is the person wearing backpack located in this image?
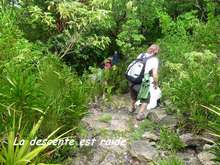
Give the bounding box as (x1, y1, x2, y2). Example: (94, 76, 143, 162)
(125, 44, 160, 121)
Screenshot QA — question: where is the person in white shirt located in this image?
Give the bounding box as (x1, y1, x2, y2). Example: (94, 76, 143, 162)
(129, 44, 160, 120)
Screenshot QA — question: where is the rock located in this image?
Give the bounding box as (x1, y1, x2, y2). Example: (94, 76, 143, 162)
(109, 112, 130, 132)
(124, 153, 141, 165)
(91, 148, 108, 164)
(203, 144, 214, 151)
(159, 115, 178, 130)
(129, 141, 159, 162)
(164, 100, 172, 106)
(159, 150, 169, 158)
(110, 119, 129, 132)
(82, 113, 109, 130)
(111, 112, 130, 120)
(90, 143, 128, 164)
(198, 151, 215, 165)
(149, 141, 156, 146)
(177, 149, 201, 165)
(111, 94, 131, 110)
(142, 131, 159, 141)
(82, 112, 131, 132)
(147, 108, 167, 123)
(99, 153, 118, 165)
(71, 155, 92, 165)
(100, 140, 128, 154)
(180, 133, 207, 148)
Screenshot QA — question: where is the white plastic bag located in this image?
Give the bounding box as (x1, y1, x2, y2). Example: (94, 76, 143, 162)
(147, 86, 161, 110)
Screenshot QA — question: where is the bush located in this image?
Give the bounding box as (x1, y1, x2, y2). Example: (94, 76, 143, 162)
(0, 10, 92, 137)
(0, 53, 91, 135)
(86, 62, 129, 98)
(0, 9, 24, 61)
(103, 64, 129, 94)
(159, 128, 184, 152)
(157, 7, 220, 133)
(192, 16, 220, 52)
(131, 119, 156, 141)
(0, 9, 94, 163)
(160, 50, 220, 133)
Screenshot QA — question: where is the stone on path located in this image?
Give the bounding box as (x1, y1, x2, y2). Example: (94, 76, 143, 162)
(99, 152, 118, 165)
(79, 94, 219, 165)
(110, 112, 130, 132)
(147, 108, 167, 123)
(159, 115, 178, 130)
(90, 148, 108, 164)
(203, 144, 214, 151)
(82, 112, 131, 132)
(180, 133, 208, 148)
(71, 154, 92, 165)
(129, 140, 159, 162)
(88, 144, 128, 165)
(142, 131, 159, 141)
(177, 149, 201, 165)
(99, 139, 128, 154)
(198, 151, 215, 165)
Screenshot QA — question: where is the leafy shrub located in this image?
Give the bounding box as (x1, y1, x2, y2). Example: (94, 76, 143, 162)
(157, 6, 220, 133)
(161, 50, 220, 133)
(0, 9, 94, 163)
(192, 16, 220, 52)
(103, 64, 129, 94)
(131, 119, 156, 141)
(86, 62, 129, 98)
(159, 128, 184, 152)
(0, 53, 91, 135)
(0, 9, 24, 61)
(0, 10, 92, 137)
(116, 16, 145, 55)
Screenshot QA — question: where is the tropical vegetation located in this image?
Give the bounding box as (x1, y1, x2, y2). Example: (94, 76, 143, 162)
(0, 0, 219, 164)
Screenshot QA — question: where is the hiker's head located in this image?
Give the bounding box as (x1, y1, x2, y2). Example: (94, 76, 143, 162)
(147, 44, 160, 55)
(104, 58, 112, 69)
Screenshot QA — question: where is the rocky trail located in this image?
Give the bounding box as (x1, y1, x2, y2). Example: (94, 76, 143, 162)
(71, 94, 216, 165)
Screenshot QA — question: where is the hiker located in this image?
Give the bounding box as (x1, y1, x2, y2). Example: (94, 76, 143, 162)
(103, 58, 113, 69)
(112, 51, 120, 65)
(126, 44, 160, 121)
(101, 51, 120, 69)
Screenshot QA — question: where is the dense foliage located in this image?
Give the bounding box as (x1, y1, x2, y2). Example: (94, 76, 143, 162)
(0, 0, 220, 163)
(0, 8, 93, 163)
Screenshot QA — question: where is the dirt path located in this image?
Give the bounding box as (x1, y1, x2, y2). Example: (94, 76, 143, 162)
(69, 94, 215, 165)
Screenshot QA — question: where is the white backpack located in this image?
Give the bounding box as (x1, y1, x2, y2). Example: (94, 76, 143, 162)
(125, 53, 153, 84)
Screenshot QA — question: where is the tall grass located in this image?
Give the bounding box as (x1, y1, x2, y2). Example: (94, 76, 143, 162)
(156, 156, 184, 165)
(202, 105, 220, 163)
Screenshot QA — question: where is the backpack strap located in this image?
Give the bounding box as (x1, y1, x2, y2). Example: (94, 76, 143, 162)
(140, 53, 145, 59)
(142, 55, 154, 74)
(143, 54, 154, 63)
(140, 53, 154, 61)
